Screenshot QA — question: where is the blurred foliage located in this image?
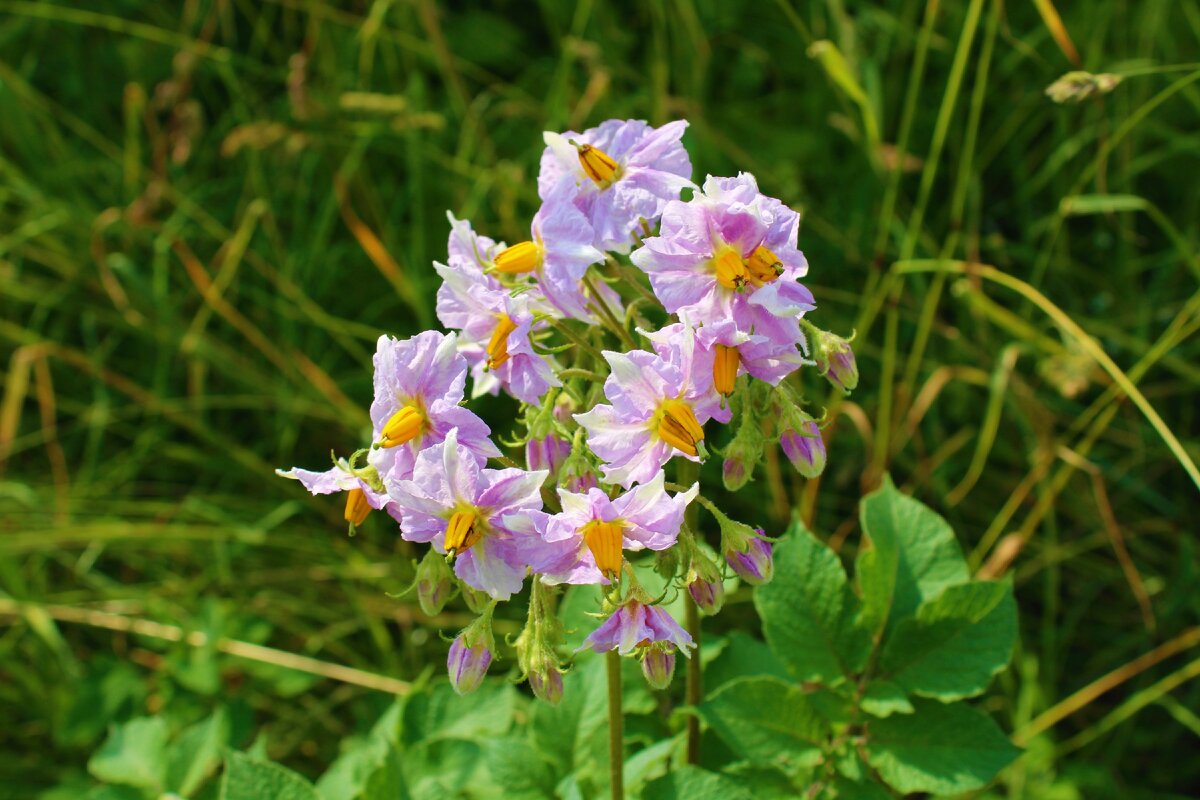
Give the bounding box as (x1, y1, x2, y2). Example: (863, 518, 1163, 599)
(1, 0, 1198, 797)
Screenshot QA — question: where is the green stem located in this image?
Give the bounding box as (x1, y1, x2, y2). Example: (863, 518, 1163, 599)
(684, 592, 702, 765)
(606, 649, 624, 800)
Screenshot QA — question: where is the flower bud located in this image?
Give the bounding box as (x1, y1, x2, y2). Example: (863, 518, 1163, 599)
(447, 633, 493, 696)
(722, 411, 764, 492)
(525, 433, 571, 478)
(726, 535, 774, 586)
(815, 330, 858, 393)
(552, 392, 576, 424)
(780, 421, 826, 478)
(640, 643, 677, 690)
(415, 548, 454, 616)
(560, 439, 599, 493)
(462, 584, 492, 614)
(686, 549, 725, 616)
(688, 575, 725, 616)
(528, 663, 565, 705)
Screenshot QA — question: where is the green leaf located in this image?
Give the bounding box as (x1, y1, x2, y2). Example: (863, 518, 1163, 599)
(400, 682, 515, 746)
(317, 736, 409, 800)
(166, 708, 230, 796)
(476, 736, 558, 799)
(87, 716, 169, 791)
(881, 580, 1017, 700)
(220, 751, 322, 800)
(754, 521, 871, 683)
(866, 699, 1020, 794)
(704, 631, 792, 692)
(696, 677, 827, 772)
(856, 475, 969, 634)
(827, 776, 892, 800)
(642, 766, 754, 800)
(860, 680, 913, 718)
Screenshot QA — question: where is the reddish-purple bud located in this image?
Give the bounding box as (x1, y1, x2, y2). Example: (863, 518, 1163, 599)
(447, 634, 492, 696)
(780, 421, 826, 478)
(640, 643, 677, 690)
(525, 434, 571, 477)
(528, 664, 565, 705)
(726, 535, 774, 586)
(688, 575, 725, 616)
(816, 330, 858, 393)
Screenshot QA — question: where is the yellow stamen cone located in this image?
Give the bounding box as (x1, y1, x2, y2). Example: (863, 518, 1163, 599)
(445, 510, 481, 555)
(486, 315, 518, 370)
(379, 404, 423, 448)
(713, 249, 750, 291)
(582, 519, 624, 578)
(745, 245, 784, 284)
(494, 241, 542, 274)
(344, 488, 371, 526)
(657, 399, 706, 458)
(575, 142, 619, 184)
(713, 345, 740, 396)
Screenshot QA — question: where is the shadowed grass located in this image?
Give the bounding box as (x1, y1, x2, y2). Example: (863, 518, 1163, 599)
(0, 0, 1197, 795)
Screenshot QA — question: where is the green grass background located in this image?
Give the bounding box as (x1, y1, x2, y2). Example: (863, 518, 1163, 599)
(1, 0, 1198, 795)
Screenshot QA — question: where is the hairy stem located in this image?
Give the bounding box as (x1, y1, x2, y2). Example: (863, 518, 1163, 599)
(606, 648, 624, 800)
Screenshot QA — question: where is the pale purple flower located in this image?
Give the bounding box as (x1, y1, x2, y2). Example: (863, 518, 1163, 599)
(435, 250, 560, 406)
(447, 634, 492, 695)
(367, 331, 500, 482)
(574, 344, 726, 488)
(781, 421, 826, 478)
(644, 318, 807, 402)
(385, 429, 548, 600)
(539, 119, 694, 252)
(509, 470, 698, 585)
(505, 184, 608, 320)
(631, 173, 816, 345)
(275, 464, 388, 509)
(580, 600, 695, 656)
(726, 536, 774, 586)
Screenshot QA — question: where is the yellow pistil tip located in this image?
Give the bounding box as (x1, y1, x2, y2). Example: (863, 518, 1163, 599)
(379, 404, 423, 448)
(493, 240, 542, 274)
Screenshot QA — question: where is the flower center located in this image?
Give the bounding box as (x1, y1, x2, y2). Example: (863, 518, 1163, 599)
(343, 488, 371, 526)
(379, 404, 424, 448)
(745, 245, 784, 284)
(575, 142, 619, 186)
(486, 315, 518, 369)
(712, 248, 749, 291)
(713, 345, 740, 397)
(445, 510, 482, 555)
(581, 519, 624, 578)
(656, 399, 706, 457)
(493, 240, 543, 274)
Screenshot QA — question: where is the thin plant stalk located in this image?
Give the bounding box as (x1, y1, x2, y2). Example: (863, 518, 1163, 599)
(605, 648, 624, 800)
(684, 592, 702, 765)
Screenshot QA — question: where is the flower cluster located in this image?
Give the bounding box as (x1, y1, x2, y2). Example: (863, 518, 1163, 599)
(279, 119, 856, 698)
